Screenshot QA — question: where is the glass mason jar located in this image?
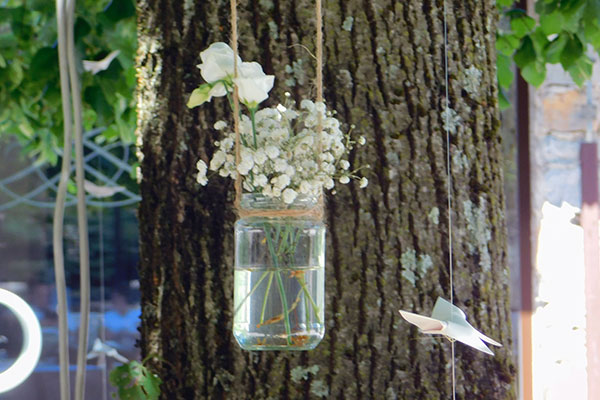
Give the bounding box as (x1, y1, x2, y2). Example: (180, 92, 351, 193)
(233, 194, 326, 350)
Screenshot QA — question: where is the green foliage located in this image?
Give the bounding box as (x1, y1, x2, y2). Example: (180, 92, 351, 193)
(496, 0, 600, 109)
(109, 360, 162, 400)
(0, 0, 137, 164)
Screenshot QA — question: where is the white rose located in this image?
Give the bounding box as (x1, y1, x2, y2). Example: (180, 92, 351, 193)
(233, 62, 274, 108)
(282, 188, 298, 204)
(197, 42, 240, 83)
(196, 160, 208, 186)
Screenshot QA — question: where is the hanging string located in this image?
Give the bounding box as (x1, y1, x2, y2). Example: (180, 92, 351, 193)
(315, 0, 323, 140)
(231, 0, 325, 219)
(442, 1, 456, 399)
(230, 0, 242, 209)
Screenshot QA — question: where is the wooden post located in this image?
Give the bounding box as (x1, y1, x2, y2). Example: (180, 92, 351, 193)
(580, 142, 600, 400)
(517, 54, 533, 400)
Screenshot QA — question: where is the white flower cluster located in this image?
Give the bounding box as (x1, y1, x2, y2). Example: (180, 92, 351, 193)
(196, 99, 368, 203)
(188, 42, 368, 203)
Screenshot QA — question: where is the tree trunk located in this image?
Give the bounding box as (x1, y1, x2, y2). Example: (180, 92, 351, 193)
(135, 0, 516, 398)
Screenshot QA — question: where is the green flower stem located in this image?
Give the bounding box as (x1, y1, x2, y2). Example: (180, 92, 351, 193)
(304, 295, 310, 326)
(249, 107, 258, 149)
(264, 223, 292, 344)
(275, 271, 292, 344)
(296, 275, 321, 324)
(260, 272, 274, 324)
(233, 270, 270, 317)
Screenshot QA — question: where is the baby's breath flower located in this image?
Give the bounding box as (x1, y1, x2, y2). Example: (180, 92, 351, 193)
(265, 145, 280, 159)
(214, 120, 227, 130)
(359, 177, 369, 188)
(196, 160, 208, 186)
(282, 188, 298, 204)
(197, 99, 368, 200)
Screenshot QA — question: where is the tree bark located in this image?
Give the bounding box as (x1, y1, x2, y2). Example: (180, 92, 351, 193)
(135, 0, 516, 398)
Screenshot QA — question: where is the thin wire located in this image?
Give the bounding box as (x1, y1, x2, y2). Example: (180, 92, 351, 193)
(54, 0, 72, 398)
(230, 0, 242, 208)
(442, 1, 456, 399)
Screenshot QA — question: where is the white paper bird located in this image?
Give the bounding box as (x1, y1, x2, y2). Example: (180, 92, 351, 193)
(82, 50, 120, 75)
(87, 338, 129, 363)
(399, 297, 502, 355)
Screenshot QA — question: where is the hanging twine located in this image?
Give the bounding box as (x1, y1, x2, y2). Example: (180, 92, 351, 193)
(231, 0, 243, 208)
(231, 0, 325, 220)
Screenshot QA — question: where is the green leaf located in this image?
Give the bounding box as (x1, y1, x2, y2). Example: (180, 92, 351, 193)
(498, 88, 511, 110)
(109, 361, 162, 400)
(496, 34, 520, 56)
(74, 17, 92, 41)
(84, 86, 113, 124)
(496, 53, 514, 89)
(187, 84, 213, 108)
(496, 0, 514, 8)
(530, 28, 550, 55)
(561, 0, 587, 33)
(67, 178, 77, 195)
(567, 55, 593, 86)
(103, 0, 135, 23)
(544, 33, 568, 64)
(559, 34, 584, 70)
(511, 14, 536, 38)
(540, 10, 564, 36)
(583, 18, 600, 51)
(30, 47, 59, 80)
(8, 59, 23, 88)
(513, 36, 536, 68)
(521, 61, 546, 87)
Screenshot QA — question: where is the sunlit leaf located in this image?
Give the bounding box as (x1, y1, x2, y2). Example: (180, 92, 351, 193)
(543, 33, 568, 64)
(521, 61, 546, 87)
(109, 361, 162, 400)
(496, 34, 520, 56)
(496, 53, 514, 89)
(513, 36, 536, 68)
(511, 14, 536, 38)
(559, 34, 584, 70)
(540, 10, 564, 35)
